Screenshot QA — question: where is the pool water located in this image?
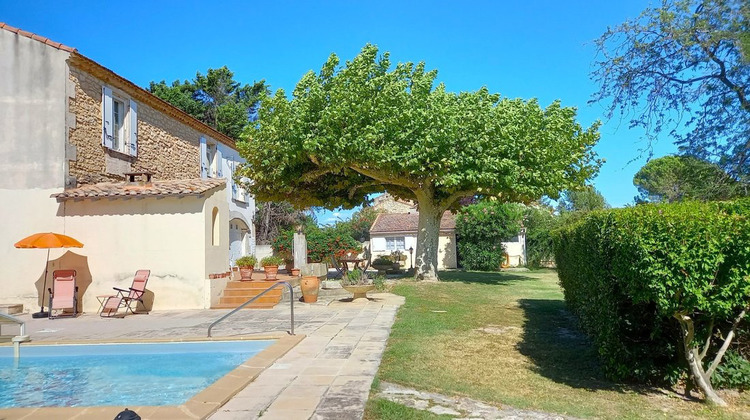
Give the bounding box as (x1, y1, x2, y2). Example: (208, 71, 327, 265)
(0, 340, 273, 408)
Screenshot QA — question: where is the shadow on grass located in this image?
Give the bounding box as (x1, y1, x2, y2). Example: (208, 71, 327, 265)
(438, 270, 529, 285)
(517, 298, 665, 396)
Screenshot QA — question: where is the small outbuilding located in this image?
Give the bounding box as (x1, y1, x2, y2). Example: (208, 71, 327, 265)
(369, 212, 458, 270)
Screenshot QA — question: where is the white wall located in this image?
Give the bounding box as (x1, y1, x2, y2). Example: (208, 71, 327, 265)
(0, 29, 69, 190)
(212, 140, 256, 264)
(0, 189, 68, 312)
(371, 233, 457, 270)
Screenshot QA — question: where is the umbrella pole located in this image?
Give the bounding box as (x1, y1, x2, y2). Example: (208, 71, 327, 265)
(32, 249, 50, 318)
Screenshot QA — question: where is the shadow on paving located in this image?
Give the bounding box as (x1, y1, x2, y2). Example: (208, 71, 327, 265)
(516, 298, 663, 397)
(438, 270, 530, 285)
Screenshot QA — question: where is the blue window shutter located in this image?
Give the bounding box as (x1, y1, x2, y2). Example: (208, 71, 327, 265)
(101, 87, 114, 148)
(200, 136, 208, 179)
(129, 100, 138, 156)
(215, 147, 223, 177)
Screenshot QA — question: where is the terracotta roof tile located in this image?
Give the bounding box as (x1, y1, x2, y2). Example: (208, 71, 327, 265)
(51, 178, 226, 201)
(370, 212, 456, 234)
(0, 22, 77, 53)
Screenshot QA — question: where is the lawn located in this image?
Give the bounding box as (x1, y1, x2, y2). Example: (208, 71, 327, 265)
(365, 270, 750, 419)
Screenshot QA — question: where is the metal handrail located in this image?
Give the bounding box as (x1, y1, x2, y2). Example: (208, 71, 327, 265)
(0, 313, 26, 337)
(208, 281, 294, 338)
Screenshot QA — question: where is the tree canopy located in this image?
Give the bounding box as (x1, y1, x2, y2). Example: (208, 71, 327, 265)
(633, 155, 745, 203)
(557, 186, 610, 213)
(149, 66, 267, 139)
(237, 44, 601, 280)
(591, 0, 750, 181)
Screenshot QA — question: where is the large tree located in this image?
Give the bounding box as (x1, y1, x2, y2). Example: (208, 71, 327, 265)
(149, 66, 267, 139)
(557, 186, 610, 213)
(237, 45, 601, 280)
(633, 155, 744, 202)
(591, 0, 750, 180)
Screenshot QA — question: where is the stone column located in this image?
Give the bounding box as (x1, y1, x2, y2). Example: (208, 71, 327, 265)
(293, 230, 307, 270)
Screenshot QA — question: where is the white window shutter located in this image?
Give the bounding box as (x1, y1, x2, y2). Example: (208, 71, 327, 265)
(128, 100, 138, 156)
(101, 87, 114, 148)
(230, 160, 238, 200)
(215, 147, 223, 177)
(199, 137, 208, 178)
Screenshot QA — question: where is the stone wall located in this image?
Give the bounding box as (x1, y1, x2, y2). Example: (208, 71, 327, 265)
(372, 193, 416, 214)
(67, 66, 201, 186)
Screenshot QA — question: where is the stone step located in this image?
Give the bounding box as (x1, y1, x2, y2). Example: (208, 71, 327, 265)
(225, 280, 284, 289)
(210, 302, 277, 309)
(219, 295, 282, 305)
(222, 288, 283, 297)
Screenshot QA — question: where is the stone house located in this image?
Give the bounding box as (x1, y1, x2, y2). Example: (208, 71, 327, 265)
(0, 23, 255, 312)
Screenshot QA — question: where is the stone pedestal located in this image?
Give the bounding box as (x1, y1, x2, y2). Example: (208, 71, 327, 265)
(293, 231, 307, 270)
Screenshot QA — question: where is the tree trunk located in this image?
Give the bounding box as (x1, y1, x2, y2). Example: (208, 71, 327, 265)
(415, 199, 443, 282)
(675, 314, 727, 406)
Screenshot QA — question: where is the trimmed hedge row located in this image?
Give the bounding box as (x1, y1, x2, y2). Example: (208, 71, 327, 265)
(554, 199, 750, 384)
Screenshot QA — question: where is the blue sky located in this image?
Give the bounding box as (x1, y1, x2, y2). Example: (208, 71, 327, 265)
(1, 0, 677, 224)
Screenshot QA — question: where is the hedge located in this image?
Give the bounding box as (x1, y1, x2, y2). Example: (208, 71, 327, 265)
(554, 199, 750, 402)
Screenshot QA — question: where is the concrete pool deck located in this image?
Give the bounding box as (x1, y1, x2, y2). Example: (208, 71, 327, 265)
(0, 292, 404, 420)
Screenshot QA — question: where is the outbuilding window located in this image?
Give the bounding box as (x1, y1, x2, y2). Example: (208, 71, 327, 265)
(386, 236, 405, 251)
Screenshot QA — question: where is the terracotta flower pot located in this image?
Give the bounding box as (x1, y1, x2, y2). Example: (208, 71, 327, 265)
(239, 267, 254, 281)
(291, 268, 301, 276)
(264, 265, 279, 280)
(300, 275, 320, 303)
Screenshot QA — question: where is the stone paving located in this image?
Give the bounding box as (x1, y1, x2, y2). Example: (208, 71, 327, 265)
(4, 291, 404, 420)
(376, 382, 576, 420)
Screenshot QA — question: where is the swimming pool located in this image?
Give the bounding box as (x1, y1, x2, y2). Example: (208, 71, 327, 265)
(0, 340, 274, 408)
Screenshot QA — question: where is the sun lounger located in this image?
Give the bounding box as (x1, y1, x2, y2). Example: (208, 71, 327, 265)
(48, 270, 78, 319)
(99, 270, 150, 318)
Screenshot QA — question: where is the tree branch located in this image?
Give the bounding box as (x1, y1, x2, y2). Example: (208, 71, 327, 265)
(707, 307, 747, 378)
(350, 165, 418, 189)
(700, 317, 714, 361)
(438, 190, 475, 209)
(699, 41, 750, 112)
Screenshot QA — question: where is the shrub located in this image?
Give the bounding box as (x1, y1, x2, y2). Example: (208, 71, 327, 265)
(235, 255, 257, 268)
(554, 199, 750, 404)
(713, 350, 750, 391)
(523, 205, 558, 268)
(456, 201, 524, 271)
(372, 256, 392, 266)
(260, 255, 284, 266)
(272, 224, 361, 263)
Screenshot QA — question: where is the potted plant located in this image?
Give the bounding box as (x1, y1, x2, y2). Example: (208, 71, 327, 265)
(342, 269, 377, 300)
(235, 255, 257, 281)
(290, 267, 301, 276)
(372, 256, 393, 274)
(260, 255, 284, 280)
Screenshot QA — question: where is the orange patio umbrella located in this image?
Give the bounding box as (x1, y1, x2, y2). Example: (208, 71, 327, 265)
(15, 232, 83, 318)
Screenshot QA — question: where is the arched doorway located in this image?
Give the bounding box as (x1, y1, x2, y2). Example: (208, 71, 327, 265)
(229, 218, 250, 266)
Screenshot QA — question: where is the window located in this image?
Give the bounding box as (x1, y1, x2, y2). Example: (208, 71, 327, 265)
(112, 98, 126, 151)
(102, 86, 138, 156)
(230, 160, 248, 203)
(386, 237, 405, 251)
(200, 137, 223, 179)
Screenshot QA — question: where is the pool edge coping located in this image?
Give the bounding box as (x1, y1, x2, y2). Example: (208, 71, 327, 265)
(0, 333, 306, 420)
